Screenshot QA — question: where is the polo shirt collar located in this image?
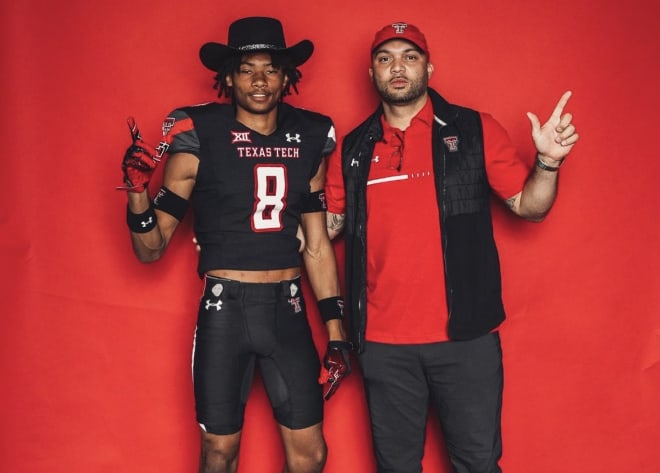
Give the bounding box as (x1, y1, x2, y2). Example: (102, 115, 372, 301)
(380, 95, 434, 143)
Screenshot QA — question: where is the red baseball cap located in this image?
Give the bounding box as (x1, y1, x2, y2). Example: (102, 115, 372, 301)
(370, 22, 429, 57)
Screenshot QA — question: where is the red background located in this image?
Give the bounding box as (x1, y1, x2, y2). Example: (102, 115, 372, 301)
(2, 1, 659, 472)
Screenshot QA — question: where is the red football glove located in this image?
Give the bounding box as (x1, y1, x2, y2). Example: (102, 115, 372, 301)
(117, 117, 169, 193)
(318, 340, 352, 401)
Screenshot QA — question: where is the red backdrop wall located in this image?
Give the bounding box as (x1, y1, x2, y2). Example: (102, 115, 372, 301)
(2, 0, 658, 472)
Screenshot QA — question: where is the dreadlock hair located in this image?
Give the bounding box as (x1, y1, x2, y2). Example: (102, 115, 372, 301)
(212, 51, 303, 98)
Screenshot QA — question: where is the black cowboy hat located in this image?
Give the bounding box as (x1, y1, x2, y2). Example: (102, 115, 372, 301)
(199, 17, 314, 72)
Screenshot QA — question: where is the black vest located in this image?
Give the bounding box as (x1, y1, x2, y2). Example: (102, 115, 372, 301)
(341, 89, 505, 352)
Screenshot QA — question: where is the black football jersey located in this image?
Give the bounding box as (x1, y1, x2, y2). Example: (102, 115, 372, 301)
(163, 102, 336, 274)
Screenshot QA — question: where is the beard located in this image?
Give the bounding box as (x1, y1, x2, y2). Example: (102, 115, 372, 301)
(373, 73, 428, 105)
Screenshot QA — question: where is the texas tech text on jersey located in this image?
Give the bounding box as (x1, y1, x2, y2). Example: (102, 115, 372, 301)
(235, 146, 301, 159)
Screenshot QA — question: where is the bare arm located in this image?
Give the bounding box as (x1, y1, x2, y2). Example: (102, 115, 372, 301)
(507, 91, 579, 221)
(504, 170, 557, 222)
(301, 159, 346, 341)
(128, 152, 198, 262)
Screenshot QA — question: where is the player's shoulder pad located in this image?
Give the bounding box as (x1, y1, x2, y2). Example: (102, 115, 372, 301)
(162, 104, 225, 157)
(175, 102, 232, 121)
(280, 103, 334, 131)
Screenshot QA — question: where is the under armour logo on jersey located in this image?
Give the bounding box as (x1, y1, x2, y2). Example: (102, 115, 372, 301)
(392, 23, 409, 33)
(443, 136, 459, 152)
(372, 156, 380, 163)
(231, 131, 252, 143)
(141, 217, 154, 228)
(286, 133, 301, 143)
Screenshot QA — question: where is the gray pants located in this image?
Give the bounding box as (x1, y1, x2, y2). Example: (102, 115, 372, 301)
(359, 332, 503, 473)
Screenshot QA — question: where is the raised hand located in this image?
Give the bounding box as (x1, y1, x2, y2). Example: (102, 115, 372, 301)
(117, 117, 169, 192)
(527, 91, 579, 164)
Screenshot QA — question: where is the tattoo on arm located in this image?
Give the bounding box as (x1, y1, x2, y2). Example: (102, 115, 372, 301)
(327, 213, 345, 232)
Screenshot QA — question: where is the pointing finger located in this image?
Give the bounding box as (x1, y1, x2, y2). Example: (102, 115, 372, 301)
(551, 91, 572, 121)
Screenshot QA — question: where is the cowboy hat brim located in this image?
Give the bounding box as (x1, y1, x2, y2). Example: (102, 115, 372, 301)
(199, 39, 314, 72)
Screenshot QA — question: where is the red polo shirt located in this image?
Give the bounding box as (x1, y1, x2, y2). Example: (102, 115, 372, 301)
(326, 97, 529, 343)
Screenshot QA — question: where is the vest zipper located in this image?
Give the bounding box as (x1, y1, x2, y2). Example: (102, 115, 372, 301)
(439, 128, 453, 325)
